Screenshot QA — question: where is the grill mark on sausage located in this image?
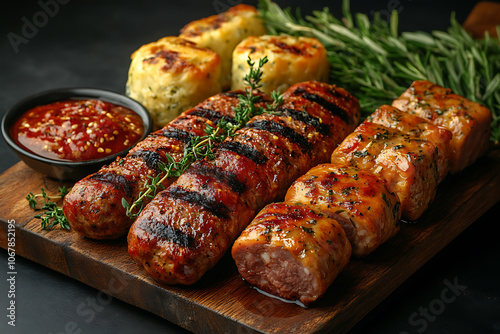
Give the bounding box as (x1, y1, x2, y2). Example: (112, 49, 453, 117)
(187, 161, 247, 194)
(217, 141, 268, 165)
(128, 150, 163, 172)
(221, 91, 267, 104)
(246, 120, 311, 150)
(293, 87, 352, 124)
(139, 220, 195, 248)
(89, 171, 135, 197)
(278, 107, 330, 135)
(164, 186, 229, 219)
(187, 107, 237, 125)
(220, 91, 242, 98)
(151, 128, 193, 143)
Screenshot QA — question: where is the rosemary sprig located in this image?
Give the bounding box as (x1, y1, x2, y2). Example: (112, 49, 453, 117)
(258, 0, 500, 143)
(26, 186, 70, 230)
(123, 56, 280, 218)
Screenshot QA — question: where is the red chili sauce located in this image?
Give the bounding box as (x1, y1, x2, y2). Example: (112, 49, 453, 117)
(11, 99, 144, 162)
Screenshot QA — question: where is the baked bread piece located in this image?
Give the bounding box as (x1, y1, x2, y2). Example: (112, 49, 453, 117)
(231, 35, 330, 94)
(179, 4, 266, 90)
(126, 36, 221, 128)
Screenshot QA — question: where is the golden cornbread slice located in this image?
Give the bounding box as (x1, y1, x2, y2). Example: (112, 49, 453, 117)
(179, 4, 266, 90)
(231, 35, 330, 94)
(126, 36, 221, 128)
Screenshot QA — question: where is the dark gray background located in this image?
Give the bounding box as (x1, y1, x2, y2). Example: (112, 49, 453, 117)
(1, 1, 499, 333)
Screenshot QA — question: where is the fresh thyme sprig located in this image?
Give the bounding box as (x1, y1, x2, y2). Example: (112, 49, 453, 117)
(258, 0, 500, 143)
(26, 186, 70, 230)
(123, 56, 281, 218)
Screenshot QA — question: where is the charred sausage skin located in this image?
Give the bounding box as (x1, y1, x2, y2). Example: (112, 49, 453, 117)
(127, 81, 361, 285)
(63, 90, 269, 240)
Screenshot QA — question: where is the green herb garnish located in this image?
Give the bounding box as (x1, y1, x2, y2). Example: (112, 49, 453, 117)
(26, 186, 70, 230)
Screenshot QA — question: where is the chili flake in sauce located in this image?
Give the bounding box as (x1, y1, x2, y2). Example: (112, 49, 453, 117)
(11, 99, 144, 161)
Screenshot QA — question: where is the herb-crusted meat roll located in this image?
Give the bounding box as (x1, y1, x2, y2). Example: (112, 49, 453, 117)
(330, 121, 439, 221)
(392, 80, 492, 173)
(369, 104, 453, 182)
(285, 164, 401, 257)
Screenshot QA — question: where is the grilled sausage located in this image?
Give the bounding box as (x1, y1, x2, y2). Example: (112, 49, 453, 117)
(330, 121, 439, 221)
(284, 164, 402, 257)
(127, 81, 361, 285)
(392, 80, 492, 173)
(231, 203, 351, 305)
(63, 90, 269, 240)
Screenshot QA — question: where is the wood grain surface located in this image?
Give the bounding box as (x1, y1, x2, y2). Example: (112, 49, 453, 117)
(1, 145, 499, 334)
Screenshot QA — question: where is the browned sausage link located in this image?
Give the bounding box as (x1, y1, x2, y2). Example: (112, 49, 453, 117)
(127, 81, 361, 285)
(63, 90, 269, 240)
(231, 202, 352, 306)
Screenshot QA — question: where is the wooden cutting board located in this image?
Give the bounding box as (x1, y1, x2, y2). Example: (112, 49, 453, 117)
(1, 146, 499, 334)
(1, 3, 499, 333)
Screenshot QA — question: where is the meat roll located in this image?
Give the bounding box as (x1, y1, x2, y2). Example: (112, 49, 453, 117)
(392, 80, 492, 173)
(369, 104, 453, 182)
(231, 203, 351, 305)
(330, 121, 439, 221)
(284, 164, 402, 257)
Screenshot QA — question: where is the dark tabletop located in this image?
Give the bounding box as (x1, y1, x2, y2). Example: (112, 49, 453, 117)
(1, 1, 499, 333)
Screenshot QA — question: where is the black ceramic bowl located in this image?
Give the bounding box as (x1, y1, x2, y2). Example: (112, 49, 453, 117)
(1, 87, 152, 181)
